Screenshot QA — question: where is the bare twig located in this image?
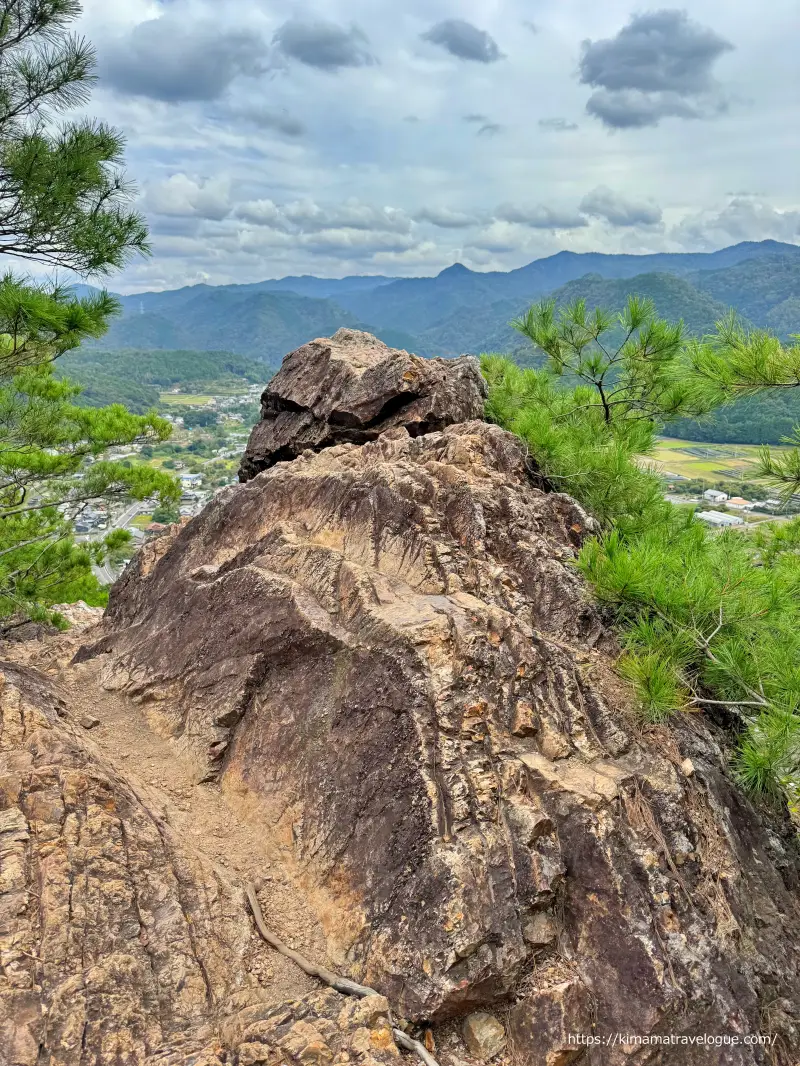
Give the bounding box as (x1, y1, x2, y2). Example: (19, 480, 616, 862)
(245, 883, 376, 997)
(393, 1028, 441, 1066)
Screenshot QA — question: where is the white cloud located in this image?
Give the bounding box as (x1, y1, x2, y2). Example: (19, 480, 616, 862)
(51, 0, 799, 290)
(413, 207, 478, 228)
(143, 175, 233, 220)
(672, 197, 800, 250)
(494, 203, 588, 230)
(579, 186, 663, 227)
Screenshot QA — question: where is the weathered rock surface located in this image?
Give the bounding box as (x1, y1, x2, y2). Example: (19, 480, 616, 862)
(238, 328, 486, 481)
(0, 660, 249, 1063)
(76, 365, 800, 1066)
(0, 660, 407, 1066)
(3, 332, 787, 1065)
(462, 1013, 506, 1061)
(79, 420, 610, 1022)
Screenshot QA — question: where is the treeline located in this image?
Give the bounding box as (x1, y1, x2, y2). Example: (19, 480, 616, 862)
(669, 390, 800, 445)
(56, 348, 270, 412)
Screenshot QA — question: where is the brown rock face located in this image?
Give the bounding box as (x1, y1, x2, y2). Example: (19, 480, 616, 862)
(75, 393, 800, 1065)
(0, 661, 249, 1063)
(17, 333, 789, 1065)
(82, 420, 610, 1018)
(238, 328, 486, 481)
(0, 659, 406, 1065)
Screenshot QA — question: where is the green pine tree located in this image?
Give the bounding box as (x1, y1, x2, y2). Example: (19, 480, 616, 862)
(0, 1, 177, 630)
(686, 314, 800, 499)
(483, 298, 800, 812)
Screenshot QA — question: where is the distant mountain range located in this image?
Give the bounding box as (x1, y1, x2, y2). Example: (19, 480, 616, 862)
(80, 239, 800, 362)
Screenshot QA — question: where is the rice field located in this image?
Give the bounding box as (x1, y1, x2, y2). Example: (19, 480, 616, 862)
(158, 393, 214, 406)
(649, 438, 772, 485)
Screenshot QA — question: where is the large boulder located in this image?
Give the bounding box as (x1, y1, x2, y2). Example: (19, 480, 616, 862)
(77, 411, 800, 1061)
(238, 328, 486, 481)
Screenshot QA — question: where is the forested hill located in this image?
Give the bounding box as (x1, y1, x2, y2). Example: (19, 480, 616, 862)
(532, 272, 736, 338)
(86, 291, 369, 362)
(83, 239, 800, 361)
(690, 254, 800, 336)
(75, 240, 800, 445)
(57, 348, 268, 413)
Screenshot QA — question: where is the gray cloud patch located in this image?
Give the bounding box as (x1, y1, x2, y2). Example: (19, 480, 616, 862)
(579, 186, 662, 226)
(585, 88, 710, 128)
(477, 122, 504, 137)
(580, 10, 731, 93)
(579, 9, 733, 128)
(100, 19, 266, 102)
(538, 117, 579, 131)
(494, 203, 588, 230)
(463, 113, 489, 123)
(414, 207, 478, 228)
(236, 198, 412, 236)
(236, 107, 306, 137)
(422, 20, 503, 63)
(272, 19, 375, 71)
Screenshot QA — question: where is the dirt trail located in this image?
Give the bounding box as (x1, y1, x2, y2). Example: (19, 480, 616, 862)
(7, 620, 334, 1008)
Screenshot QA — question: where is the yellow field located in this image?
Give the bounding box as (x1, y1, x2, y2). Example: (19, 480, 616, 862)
(158, 393, 214, 406)
(648, 437, 774, 485)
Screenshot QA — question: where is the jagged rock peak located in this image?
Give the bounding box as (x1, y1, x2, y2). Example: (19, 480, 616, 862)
(238, 327, 486, 481)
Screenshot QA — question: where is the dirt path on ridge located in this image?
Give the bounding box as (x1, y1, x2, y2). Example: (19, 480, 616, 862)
(4, 623, 334, 1008)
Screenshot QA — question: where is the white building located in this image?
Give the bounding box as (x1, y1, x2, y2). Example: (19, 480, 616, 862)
(696, 510, 744, 528)
(703, 489, 728, 504)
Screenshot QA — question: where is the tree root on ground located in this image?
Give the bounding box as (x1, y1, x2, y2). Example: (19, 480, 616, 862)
(246, 882, 440, 1066)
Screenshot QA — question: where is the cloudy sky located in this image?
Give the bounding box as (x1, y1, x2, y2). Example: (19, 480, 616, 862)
(72, 0, 800, 291)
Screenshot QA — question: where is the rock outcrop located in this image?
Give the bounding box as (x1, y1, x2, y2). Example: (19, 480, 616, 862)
(9, 330, 798, 1064)
(238, 328, 486, 481)
(71, 332, 800, 1065)
(0, 658, 409, 1066)
(0, 659, 245, 1063)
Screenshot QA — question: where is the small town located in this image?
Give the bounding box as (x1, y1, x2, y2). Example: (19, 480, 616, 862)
(72, 382, 264, 582)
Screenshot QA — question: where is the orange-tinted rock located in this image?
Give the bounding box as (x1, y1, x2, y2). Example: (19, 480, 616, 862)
(68, 336, 800, 1061)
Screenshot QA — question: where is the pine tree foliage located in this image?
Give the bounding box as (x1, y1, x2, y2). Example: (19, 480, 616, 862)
(686, 315, 800, 497)
(0, 1, 175, 628)
(581, 516, 800, 805)
(512, 296, 714, 426)
(483, 298, 800, 809)
(0, 0, 148, 272)
(483, 297, 715, 531)
(0, 281, 178, 624)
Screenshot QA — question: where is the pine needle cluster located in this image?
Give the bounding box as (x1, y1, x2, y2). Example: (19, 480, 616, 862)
(482, 297, 800, 809)
(0, 2, 175, 629)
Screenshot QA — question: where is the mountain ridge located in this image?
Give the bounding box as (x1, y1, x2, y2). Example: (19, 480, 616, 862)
(76, 239, 799, 362)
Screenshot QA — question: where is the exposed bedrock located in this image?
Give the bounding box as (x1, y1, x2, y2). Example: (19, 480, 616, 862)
(0, 661, 407, 1066)
(69, 334, 800, 1063)
(237, 328, 487, 481)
